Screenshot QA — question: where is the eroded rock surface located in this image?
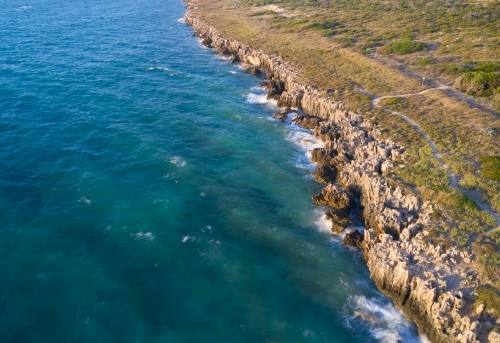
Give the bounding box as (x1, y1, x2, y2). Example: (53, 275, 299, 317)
(184, 10, 499, 341)
(343, 229, 364, 249)
(313, 165, 337, 184)
(312, 184, 354, 210)
(325, 208, 353, 234)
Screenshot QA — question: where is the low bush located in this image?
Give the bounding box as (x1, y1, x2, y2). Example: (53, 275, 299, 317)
(476, 285, 500, 315)
(474, 62, 500, 73)
(249, 10, 276, 16)
(417, 57, 432, 67)
(480, 156, 500, 181)
(381, 37, 428, 55)
(454, 71, 500, 97)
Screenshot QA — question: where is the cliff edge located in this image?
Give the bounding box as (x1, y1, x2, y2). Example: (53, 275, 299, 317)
(184, 6, 499, 342)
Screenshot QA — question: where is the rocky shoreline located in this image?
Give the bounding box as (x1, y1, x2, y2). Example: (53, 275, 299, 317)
(184, 5, 499, 342)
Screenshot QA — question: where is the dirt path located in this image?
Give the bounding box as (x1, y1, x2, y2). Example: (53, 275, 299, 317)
(370, 55, 499, 117)
(372, 88, 500, 231)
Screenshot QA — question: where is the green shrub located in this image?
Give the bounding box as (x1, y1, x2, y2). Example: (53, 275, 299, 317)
(334, 36, 355, 46)
(321, 28, 335, 37)
(454, 71, 500, 97)
(417, 57, 432, 67)
(381, 37, 428, 55)
(440, 63, 467, 76)
(384, 97, 401, 106)
(474, 62, 500, 73)
(479, 156, 500, 181)
(476, 285, 500, 315)
(249, 10, 276, 16)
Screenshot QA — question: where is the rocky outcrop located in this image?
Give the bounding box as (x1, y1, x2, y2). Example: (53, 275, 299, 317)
(184, 9, 499, 341)
(292, 114, 324, 129)
(312, 184, 354, 210)
(325, 208, 353, 234)
(343, 229, 364, 248)
(313, 165, 337, 184)
(489, 331, 500, 343)
(272, 107, 294, 122)
(364, 230, 498, 343)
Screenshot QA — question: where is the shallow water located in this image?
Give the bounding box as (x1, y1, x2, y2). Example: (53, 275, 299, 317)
(0, 0, 426, 342)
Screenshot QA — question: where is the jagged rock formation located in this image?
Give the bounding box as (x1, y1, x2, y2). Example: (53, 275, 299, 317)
(184, 8, 499, 342)
(313, 165, 337, 184)
(312, 184, 354, 210)
(343, 229, 364, 249)
(325, 208, 353, 234)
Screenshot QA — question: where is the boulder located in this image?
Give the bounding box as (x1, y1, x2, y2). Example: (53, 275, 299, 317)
(312, 184, 354, 210)
(262, 80, 285, 99)
(228, 54, 240, 63)
(272, 112, 288, 122)
(325, 208, 353, 234)
(292, 114, 323, 129)
(313, 165, 337, 184)
(220, 48, 232, 56)
(342, 229, 364, 249)
(241, 64, 262, 76)
(311, 148, 337, 167)
(489, 331, 500, 343)
(200, 38, 212, 48)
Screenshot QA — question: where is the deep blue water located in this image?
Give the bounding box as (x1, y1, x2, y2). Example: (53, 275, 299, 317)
(0, 0, 426, 342)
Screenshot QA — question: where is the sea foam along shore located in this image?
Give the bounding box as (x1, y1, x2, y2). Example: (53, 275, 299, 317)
(184, 2, 500, 342)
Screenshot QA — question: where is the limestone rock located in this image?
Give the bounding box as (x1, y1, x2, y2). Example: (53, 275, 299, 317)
(272, 112, 288, 122)
(228, 54, 240, 63)
(342, 229, 363, 249)
(313, 165, 337, 184)
(200, 38, 212, 48)
(312, 184, 354, 210)
(292, 114, 323, 129)
(311, 148, 337, 167)
(489, 331, 500, 343)
(325, 208, 353, 234)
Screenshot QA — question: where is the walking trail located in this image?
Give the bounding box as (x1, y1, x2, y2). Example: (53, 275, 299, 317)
(372, 87, 500, 232)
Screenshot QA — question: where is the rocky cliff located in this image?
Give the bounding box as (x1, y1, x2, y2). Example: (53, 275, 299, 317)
(184, 7, 499, 342)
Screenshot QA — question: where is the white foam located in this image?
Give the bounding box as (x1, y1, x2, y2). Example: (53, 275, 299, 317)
(177, 17, 185, 23)
(345, 295, 423, 343)
(313, 209, 331, 233)
(146, 67, 169, 72)
(246, 93, 268, 104)
(182, 236, 190, 243)
(17, 5, 32, 10)
(251, 86, 266, 94)
(170, 156, 186, 167)
(78, 196, 91, 205)
(339, 226, 365, 240)
(245, 92, 278, 109)
(135, 231, 155, 241)
(229, 71, 237, 74)
(283, 124, 324, 171)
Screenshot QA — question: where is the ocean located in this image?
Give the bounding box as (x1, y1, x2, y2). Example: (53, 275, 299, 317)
(0, 0, 426, 341)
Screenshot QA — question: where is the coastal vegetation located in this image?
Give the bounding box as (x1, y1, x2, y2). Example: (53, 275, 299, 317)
(381, 37, 428, 55)
(190, 0, 500, 333)
(480, 156, 500, 181)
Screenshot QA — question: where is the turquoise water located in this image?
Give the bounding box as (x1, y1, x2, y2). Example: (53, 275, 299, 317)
(0, 0, 425, 342)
